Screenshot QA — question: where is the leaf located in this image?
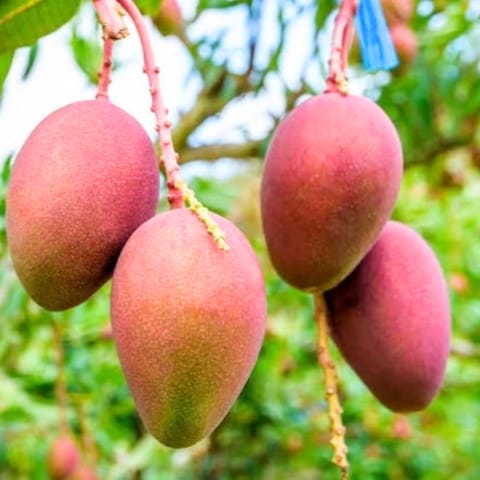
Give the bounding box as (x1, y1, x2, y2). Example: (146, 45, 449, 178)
(21, 43, 39, 80)
(70, 28, 103, 85)
(0, 0, 81, 54)
(314, 0, 336, 31)
(1, 155, 12, 183)
(197, 0, 249, 11)
(0, 51, 14, 96)
(0, 370, 56, 424)
(135, 0, 162, 16)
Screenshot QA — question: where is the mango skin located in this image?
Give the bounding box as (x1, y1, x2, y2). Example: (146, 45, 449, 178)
(6, 99, 159, 311)
(326, 221, 451, 412)
(111, 208, 266, 448)
(261, 93, 403, 292)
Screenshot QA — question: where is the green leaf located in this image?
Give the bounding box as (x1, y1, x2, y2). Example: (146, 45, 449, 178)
(197, 0, 249, 11)
(136, 0, 162, 16)
(0, 0, 81, 54)
(314, 0, 336, 31)
(21, 43, 39, 80)
(70, 28, 103, 85)
(0, 51, 14, 95)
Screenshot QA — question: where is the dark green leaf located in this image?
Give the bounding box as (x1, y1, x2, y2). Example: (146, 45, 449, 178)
(0, 0, 81, 54)
(21, 43, 39, 80)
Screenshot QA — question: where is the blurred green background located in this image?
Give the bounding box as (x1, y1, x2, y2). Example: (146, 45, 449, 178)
(1, 0, 480, 478)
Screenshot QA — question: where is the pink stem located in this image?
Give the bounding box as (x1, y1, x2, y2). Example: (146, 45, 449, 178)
(93, 0, 129, 40)
(116, 0, 184, 208)
(96, 37, 114, 99)
(325, 0, 359, 95)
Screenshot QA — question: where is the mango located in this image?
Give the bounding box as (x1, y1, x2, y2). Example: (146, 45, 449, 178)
(6, 99, 159, 310)
(381, 0, 415, 25)
(390, 23, 418, 67)
(261, 93, 403, 292)
(326, 221, 451, 412)
(47, 434, 80, 479)
(111, 208, 266, 448)
(70, 466, 97, 480)
(153, 0, 183, 36)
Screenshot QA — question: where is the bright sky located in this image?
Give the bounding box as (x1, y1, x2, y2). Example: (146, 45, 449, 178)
(0, 0, 288, 160)
(0, 1, 374, 168)
(0, 1, 194, 160)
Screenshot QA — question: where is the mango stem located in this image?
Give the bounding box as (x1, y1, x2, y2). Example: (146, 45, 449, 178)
(94, 0, 229, 250)
(325, 0, 359, 95)
(176, 179, 229, 251)
(314, 293, 349, 480)
(95, 36, 115, 100)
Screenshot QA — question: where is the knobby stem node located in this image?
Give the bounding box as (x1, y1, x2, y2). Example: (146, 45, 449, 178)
(93, 0, 129, 39)
(314, 293, 349, 480)
(96, 36, 114, 99)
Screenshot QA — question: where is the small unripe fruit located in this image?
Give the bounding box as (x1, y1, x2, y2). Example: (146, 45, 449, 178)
(391, 414, 412, 440)
(70, 466, 97, 480)
(47, 435, 80, 479)
(390, 24, 418, 66)
(381, 0, 415, 25)
(261, 93, 403, 292)
(6, 99, 159, 311)
(111, 208, 266, 448)
(153, 0, 183, 36)
(100, 323, 113, 340)
(449, 272, 469, 294)
(326, 221, 451, 412)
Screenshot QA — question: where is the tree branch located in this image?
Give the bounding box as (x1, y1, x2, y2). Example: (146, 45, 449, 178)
(172, 93, 228, 152)
(52, 321, 68, 434)
(172, 67, 253, 154)
(314, 293, 349, 479)
(406, 135, 472, 167)
(179, 140, 262, 164)
(451, 338, 480, 359)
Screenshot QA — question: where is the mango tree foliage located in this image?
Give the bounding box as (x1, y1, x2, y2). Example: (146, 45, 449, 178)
(1, 0, 480, 478)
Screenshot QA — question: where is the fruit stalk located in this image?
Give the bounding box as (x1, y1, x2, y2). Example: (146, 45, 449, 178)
(77, 400, 99, 466)
(314, 293, 349, 480)
(96, 0, 228, 249)
(96, 36, 114, 99)
(52, 321, 68, 433)
(325, 0, 358, 95)
(115, 0, 184, 207)
(92, 0, 128, 40)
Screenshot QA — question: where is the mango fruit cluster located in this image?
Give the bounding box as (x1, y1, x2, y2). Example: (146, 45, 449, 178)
(260, 92, 450, 413)
(6, 99, 266, 448)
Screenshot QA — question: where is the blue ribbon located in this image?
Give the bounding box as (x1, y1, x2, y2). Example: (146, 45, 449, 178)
(355, 0, 399, 71)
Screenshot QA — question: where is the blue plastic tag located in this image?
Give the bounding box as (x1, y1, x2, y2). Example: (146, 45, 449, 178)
(355, 0, 399, 71)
